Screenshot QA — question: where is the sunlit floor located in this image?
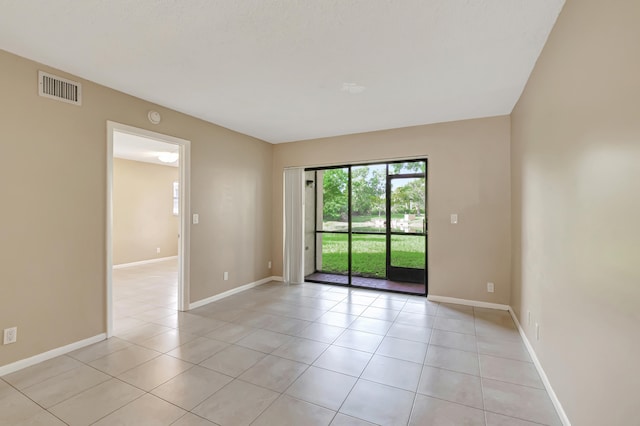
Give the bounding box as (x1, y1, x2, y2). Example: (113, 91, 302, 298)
(306, 272, 426, 295)
(1, 259, 561, 425)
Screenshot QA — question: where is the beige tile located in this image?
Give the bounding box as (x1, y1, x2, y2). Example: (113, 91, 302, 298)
(430, 329, 478, 352)
(330, 302, 367, 316)
(15, 410, 68, 425)
(386, 323, 432, 343)
(477, 334, 531, 361)
(360, 306, 399, 321)
(167, 337, 229, 364)
(483, 378, 561, 425)
(316, 311, 358, 327)
(67, 337, 131, 363)
(199, 344, 265, 377)
(436, 303, 475, 319)
(375, 336, 428, 363)
(297, 322, 346, 343)
(262, 317, 311, 335)
(238, 354, 307, 392)
(433, 316, 476, 335)
(409, 394, 485, 426)
(235, 329, 292, 353)
(117, 354, 193, 391)
(361, 355, 422, 391)
(0, 381, 53, 425)
(204, 322, 255, 343)
(21, 364, 110, 408)
(331, 413, 377, 425)
(370, 297, 407, 310)
(117, 323, 173, 344)
(425, 345, 480, 375)
(402, 300, 439, 315)
(49, 378, 144, 426)
(192, 379, 279, 426)
(333, 329, 384, 352)
(480, 354, 543, 388)
(394, 311, 436, 328)
(89, 345, 160, 376)
(272, 337, 329, 364)
(92, 393, 185, 425)
(485, 412, 545, 426)
(253, 394, 335, 426)
(417, 365, 484, 409)
(151, 365, 232, 410)
(313, 345, 372, 377)
(348, 317, 393, 335)
(340, 379, 415, 426)
(286, 366, 357, 410)
(171, 413, 218, 426)
(177, 317, 227, 336)
(138, 329, 198, 352)
(3, 356, 82, 389)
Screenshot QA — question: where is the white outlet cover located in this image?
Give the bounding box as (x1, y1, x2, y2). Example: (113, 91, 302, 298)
(3, 327, 17, 344)
(450, 214, 458, 224)
(193, 214, 199, 224)
(223, 272, 229, 280)
(487, 282, 494, 293)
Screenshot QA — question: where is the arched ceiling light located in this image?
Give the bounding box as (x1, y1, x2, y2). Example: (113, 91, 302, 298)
(158, 152, 179, 163)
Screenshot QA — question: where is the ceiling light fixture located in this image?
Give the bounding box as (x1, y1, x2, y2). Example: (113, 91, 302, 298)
(341, 82, 366, 94)
(158, 152, 179, 163)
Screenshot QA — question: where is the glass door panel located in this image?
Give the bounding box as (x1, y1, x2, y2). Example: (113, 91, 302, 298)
(387, 175, 426, 284)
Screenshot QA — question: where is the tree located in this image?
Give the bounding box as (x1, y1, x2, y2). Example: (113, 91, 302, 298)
(351, 167, 385, 216)
(322, 169, 348, 221)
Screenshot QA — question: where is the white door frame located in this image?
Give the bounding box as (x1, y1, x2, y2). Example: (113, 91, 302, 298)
(106, 121, 191, 337)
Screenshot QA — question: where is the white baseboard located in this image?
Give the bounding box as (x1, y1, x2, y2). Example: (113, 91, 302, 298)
(509, 308, 571, 426)
(0, 333, 106, 376)
(113, 256, 178, 269)
(271, 276, 283, 282)
(188, 276, 281, 310)
(427, 294, 510, 311)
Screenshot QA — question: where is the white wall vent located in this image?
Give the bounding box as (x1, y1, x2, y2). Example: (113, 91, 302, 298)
(38, 71, 82, 105)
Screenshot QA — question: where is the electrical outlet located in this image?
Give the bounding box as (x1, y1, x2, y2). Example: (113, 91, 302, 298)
(223, 272, 229, 281)
(487, 282, 494, 293)
(3, 327, 17, 345)
(268, 261, 272, 269)
(156, 247, 161, 254)
(450, 213, 458, 224)
(536, 323, 540, 341)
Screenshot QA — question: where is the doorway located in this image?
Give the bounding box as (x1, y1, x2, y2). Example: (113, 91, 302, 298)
(106, 121, 191, 337)
(305, 159, 427, 295)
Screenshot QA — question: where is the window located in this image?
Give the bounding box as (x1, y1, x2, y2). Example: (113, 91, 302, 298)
(173, 181, 179, 216)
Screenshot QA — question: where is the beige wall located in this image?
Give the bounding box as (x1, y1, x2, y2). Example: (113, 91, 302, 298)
(273, 116, 512, 304)
(0, 49, 273, 367)
(510, 0, 640, 424)
(113, 159, 178, 265)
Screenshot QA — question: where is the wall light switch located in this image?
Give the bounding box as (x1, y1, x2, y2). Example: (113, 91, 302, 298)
(450, 214, 458, 224)
(193, 214, 199, 224)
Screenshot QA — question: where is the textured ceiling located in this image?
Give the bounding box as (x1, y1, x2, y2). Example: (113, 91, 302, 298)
(0, 0, 564, 143)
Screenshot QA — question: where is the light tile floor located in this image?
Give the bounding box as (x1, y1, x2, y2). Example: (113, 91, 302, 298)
(1, 259, 561, 425)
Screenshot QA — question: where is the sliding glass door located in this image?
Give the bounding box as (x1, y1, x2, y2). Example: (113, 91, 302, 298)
(306, 159, 427, 295)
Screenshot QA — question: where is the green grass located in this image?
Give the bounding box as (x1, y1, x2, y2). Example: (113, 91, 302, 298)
(319, 233, 425, 278)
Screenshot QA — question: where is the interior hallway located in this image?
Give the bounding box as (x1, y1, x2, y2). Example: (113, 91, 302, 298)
(1, 260, 559, 425)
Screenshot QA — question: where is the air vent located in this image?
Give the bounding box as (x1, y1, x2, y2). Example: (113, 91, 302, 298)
(38, 71, 82, 105)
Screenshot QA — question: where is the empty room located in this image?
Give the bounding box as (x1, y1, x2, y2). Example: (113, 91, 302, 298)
(0, 1, 637, 425)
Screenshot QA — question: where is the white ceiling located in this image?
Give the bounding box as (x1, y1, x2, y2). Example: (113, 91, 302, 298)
(0, 0, 564, 143)
(113, 131, 179, 167)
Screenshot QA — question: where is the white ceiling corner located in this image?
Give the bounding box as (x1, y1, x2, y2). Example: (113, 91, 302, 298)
(0, 0, 565, 143)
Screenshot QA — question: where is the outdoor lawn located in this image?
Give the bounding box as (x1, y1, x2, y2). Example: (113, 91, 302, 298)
(319, 233, 425, 278)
